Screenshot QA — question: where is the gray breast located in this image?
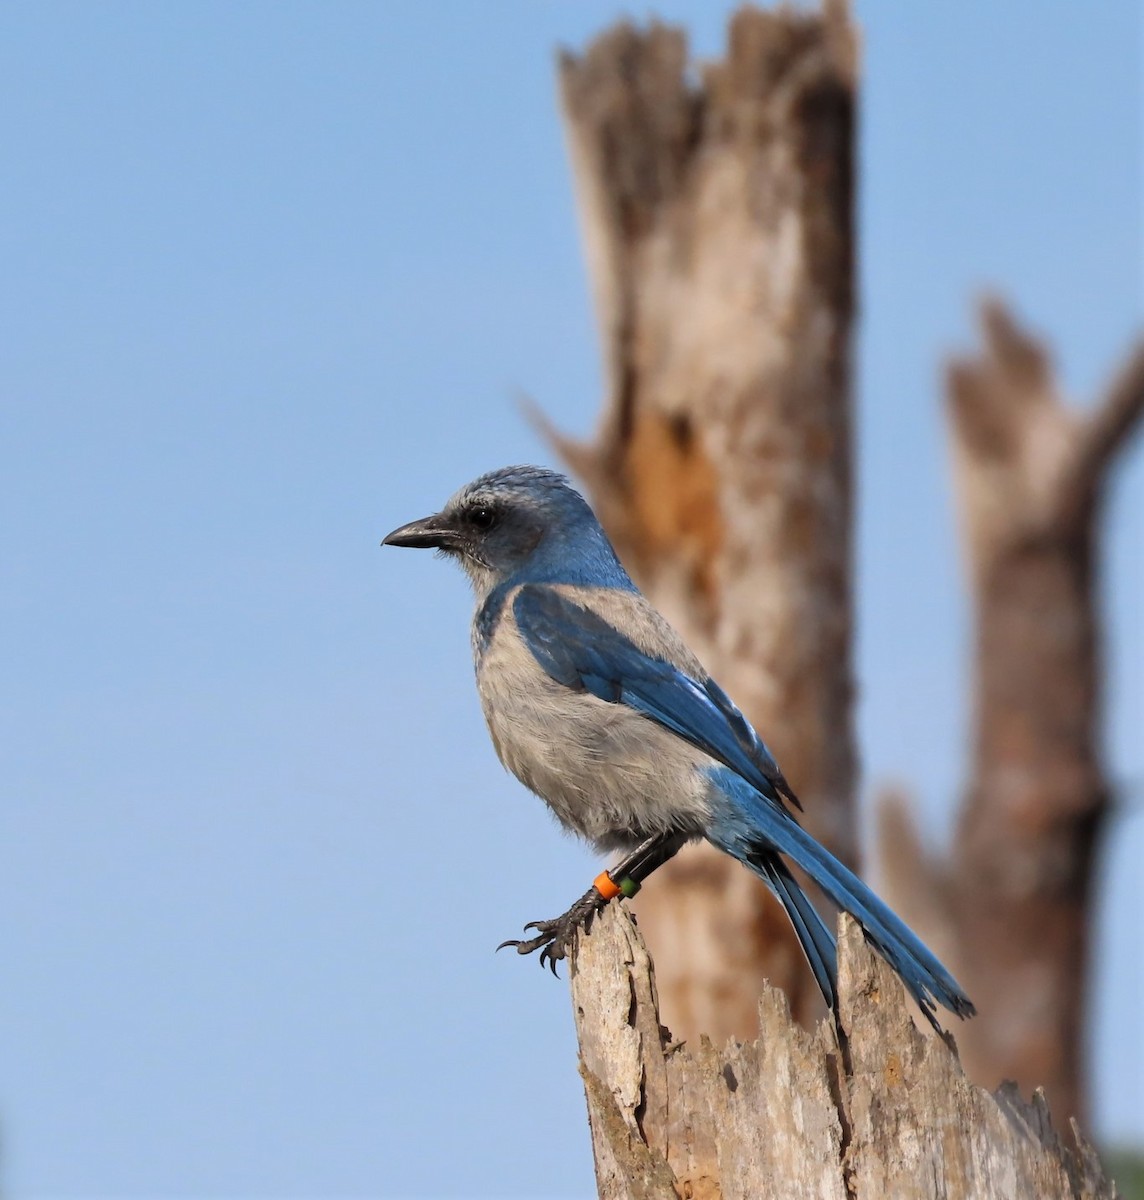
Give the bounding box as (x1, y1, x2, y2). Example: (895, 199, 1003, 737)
(474, 611, 711, 853)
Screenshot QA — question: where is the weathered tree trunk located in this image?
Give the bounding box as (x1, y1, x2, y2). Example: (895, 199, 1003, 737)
(547, 1, 858, 1041)
(547, 0, 1142, 1141)
(571, 905, 1117, 1200)
(877, 302, 1144, 1130)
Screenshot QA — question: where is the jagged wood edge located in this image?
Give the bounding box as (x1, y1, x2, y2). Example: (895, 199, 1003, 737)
(570, 903, 1117, 1200)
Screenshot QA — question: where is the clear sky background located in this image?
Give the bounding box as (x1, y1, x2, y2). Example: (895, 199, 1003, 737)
(1, 2, 1140, 1196)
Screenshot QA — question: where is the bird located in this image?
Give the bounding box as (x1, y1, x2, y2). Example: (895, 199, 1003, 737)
(383, 465, 975, 1028)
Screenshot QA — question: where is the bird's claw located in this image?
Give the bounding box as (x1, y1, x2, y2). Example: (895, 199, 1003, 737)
(496, 887, 609, 975)
(496, 919, 569, 974)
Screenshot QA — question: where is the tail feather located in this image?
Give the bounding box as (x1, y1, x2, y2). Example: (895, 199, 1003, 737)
(754, 854, 839, 1016)
(706, 768, 975, 1026)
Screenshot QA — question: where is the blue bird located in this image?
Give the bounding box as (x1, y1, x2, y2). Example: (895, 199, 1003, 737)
(383, 465, 975, 1028)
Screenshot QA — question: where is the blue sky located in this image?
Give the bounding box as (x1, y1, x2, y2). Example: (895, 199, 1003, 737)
(0, 2, 1140, 1195)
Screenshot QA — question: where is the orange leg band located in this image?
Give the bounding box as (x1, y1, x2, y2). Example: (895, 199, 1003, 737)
(593, 870, 622, 901)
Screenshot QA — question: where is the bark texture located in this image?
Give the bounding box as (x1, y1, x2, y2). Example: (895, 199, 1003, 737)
(571, 904, 1117, 1200)
(548, 1, 858, 1042)
(876, 301, 1144, 1130)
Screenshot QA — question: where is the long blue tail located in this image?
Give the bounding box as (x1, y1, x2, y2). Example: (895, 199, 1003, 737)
(705, 767, 975, 1027)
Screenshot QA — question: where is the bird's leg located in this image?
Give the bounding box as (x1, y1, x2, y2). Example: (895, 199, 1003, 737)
(497, 831, 687, 974)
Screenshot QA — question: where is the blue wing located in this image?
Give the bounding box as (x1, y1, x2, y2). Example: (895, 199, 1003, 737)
(513, 584, 976, 1026)
(513, 584, 799, 811)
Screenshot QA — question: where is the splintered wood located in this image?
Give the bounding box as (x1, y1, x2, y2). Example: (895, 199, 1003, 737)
(570, 906, 1116, 1200)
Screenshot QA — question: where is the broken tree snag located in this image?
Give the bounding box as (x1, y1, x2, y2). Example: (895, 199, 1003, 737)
(572, 904, 847, 1200)
(877, 299, 1144, 1131)
(551, 2, 859, 1042)
(570, 905, 1117, 1200)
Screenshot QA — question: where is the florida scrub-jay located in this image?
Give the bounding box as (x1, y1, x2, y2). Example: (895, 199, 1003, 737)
(383, 466, 974, 1028)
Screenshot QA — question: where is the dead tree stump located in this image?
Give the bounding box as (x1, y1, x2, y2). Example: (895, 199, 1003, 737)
(570, 905, 1117, 1200)
(877, 302, 1144, 1129)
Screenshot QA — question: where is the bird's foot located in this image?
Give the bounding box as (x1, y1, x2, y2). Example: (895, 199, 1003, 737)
(496, 885, 609, 975)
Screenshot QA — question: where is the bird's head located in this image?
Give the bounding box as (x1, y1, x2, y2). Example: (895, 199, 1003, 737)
(383, 465, 628, 595)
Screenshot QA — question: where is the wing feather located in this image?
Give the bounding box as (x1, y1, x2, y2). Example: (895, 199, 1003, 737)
(513, 584, 799, 811)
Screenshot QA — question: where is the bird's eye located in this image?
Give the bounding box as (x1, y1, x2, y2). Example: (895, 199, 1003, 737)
(467, 505, 498, 530)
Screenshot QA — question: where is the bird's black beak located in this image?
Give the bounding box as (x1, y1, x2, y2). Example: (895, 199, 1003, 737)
(382, 513, 460, 550)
